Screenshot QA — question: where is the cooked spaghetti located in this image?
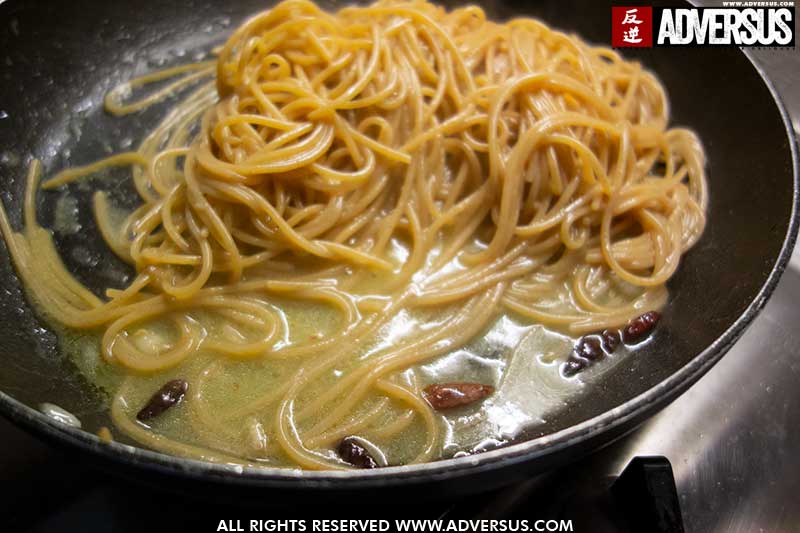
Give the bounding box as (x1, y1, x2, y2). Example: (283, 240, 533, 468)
(0, 0, 706, 469)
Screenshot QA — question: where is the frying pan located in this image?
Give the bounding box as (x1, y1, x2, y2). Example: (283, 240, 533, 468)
(0, 0, 797, 501)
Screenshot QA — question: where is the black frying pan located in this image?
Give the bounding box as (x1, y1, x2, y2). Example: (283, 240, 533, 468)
(0, 0, 797, 501)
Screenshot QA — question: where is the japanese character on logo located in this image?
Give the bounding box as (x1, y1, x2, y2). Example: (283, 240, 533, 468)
(611, 6, 652, 48)
(622, 8, 643, 25)
(623, 25, 642, 44)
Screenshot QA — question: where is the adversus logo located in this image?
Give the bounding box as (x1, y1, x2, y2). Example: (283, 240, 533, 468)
(658, 7, 794, 45)
(613, 6, 795, 47)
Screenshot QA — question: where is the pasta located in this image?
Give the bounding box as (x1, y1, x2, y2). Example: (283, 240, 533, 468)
(0, 0, 706, 469)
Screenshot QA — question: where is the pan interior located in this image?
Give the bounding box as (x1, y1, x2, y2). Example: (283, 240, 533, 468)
(0, 0, 796, 476)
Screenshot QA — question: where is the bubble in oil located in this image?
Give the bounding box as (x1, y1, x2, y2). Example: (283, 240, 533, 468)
(71, 246, 99, 268)
(54, 195, 82, 235)
(1, 151, 20, 166)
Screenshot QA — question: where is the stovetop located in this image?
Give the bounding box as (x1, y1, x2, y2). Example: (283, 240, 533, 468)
(1, 39, 798, 533)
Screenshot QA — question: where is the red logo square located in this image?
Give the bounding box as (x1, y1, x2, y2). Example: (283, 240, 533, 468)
(611, 6, 653, 48)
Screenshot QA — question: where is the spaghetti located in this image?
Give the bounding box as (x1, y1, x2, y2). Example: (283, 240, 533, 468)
(0, 0, 706, 469)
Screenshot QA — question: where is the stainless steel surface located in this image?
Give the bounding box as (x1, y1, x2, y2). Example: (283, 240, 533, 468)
(606, 267, 800, 532)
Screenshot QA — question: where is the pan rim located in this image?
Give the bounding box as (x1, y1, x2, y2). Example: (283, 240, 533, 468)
(0, 46, 797, 488)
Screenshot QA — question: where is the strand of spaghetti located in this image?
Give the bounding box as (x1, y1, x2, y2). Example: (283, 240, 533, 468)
(42, 152, 150, 190)
(105, 61, 216, 115)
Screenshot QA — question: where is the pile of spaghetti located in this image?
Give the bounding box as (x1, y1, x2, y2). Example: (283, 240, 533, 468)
(0, 0, 706, 469)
